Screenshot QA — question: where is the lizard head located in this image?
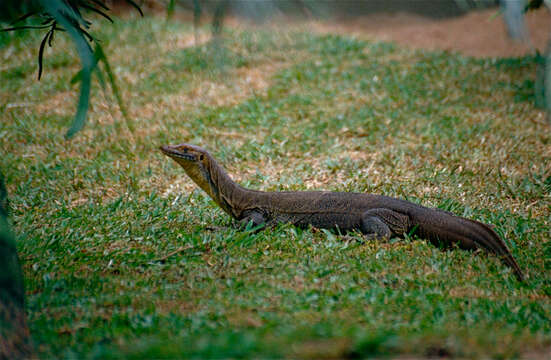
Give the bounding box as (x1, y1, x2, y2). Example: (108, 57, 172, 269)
(160, 143, 211, 174)
(160, 143, 207, 164)
(160, 143, 216, 196)
(160, 143, 237, 217)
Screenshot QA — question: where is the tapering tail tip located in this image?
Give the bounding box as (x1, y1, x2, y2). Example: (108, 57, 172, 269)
(419, 212, 525, 282)
(508, 257, 525, 282)
(479, 225, 525, 282)
(468, 219, 525, 282)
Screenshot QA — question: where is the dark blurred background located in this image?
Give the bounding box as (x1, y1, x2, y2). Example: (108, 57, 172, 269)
(120, 0, 500, 20)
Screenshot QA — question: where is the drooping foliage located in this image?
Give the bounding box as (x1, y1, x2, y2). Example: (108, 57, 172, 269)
(2, 0, 142, 137)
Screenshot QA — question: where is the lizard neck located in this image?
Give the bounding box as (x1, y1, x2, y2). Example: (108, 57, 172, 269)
(200, 156, 249, 219)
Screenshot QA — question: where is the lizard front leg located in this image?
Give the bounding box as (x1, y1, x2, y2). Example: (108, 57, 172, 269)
(238, 209, 267, 231)
(360, 208, 410, 241)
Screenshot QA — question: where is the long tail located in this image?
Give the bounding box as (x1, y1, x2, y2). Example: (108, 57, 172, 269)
(414, 210, 524, 281)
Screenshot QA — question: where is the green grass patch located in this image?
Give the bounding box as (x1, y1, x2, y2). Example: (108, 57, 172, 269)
(1, 15, 550, 359)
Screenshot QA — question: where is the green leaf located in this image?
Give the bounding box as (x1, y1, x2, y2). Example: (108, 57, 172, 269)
(65, 64, 92, 138)
(167, 0, 176, 19)
(81, 3, 114, 23)
(94, 59, 107, 92)
(9, 11, 39, 25)
(37, 29, 51, 80)
(1, 25, 51, 31)
(38, 0, 95, 138)
(95, 43, 131, 130)
(125, 0, 144, 17)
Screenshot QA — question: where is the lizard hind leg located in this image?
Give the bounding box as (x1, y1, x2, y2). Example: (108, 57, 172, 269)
(360, 215, 392, 241)
(360, 208, 410, 241)
(239, 210, 267, 231)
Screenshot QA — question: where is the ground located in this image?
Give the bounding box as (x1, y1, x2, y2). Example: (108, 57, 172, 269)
(1, 8, 550, 359)
(311, 8, 551, 58)
(159, 6, 551, 57)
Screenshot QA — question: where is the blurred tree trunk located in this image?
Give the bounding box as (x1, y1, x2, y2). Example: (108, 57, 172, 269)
(0, 172, 31, 359)
(212, 0, 229, 37)
(193, 0, 202, 43)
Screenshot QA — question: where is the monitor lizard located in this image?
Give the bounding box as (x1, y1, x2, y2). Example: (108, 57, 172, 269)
(160, 143, 524, 281)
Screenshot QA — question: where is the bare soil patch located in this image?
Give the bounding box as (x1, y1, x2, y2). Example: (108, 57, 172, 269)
(310, 8, 550, 58)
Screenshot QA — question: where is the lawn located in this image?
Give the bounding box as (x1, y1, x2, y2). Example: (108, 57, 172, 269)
(1, 14, 550, 358)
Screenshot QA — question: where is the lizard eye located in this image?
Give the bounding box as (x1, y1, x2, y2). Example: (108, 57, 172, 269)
(183, 148, 188, 153)
(199, 154, 204, 160)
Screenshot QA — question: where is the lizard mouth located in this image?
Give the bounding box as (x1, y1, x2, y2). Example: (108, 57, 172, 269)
(160, 145, 197, 161)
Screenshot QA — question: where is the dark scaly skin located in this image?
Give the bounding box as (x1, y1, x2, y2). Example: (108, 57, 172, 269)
(160, 143, 525, 281)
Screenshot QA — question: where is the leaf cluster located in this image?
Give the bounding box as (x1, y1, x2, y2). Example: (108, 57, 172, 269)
(1, 0, 142, 138)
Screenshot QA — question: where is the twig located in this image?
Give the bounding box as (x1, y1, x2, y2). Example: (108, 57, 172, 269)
(153, 244, 194, 262)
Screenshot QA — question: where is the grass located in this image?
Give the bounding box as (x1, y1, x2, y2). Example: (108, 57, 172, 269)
(1, 14, 550, 358)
